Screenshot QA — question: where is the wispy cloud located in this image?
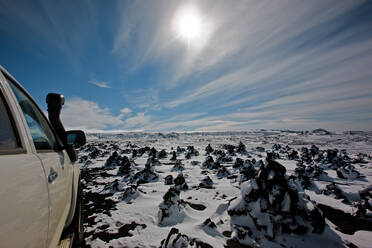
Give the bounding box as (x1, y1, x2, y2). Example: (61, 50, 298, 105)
(61, 97, 123, 130)
(120, 107, 132, 114)
(124, 113, 151, 129)
(123, 88, 160, 110)
(89, 79, 111, 88)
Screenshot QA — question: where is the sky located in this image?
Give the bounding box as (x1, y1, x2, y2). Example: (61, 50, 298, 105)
(1, 0, 372, 132)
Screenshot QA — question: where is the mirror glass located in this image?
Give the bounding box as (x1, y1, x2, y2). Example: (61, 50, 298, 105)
(66, 130, 86, 148)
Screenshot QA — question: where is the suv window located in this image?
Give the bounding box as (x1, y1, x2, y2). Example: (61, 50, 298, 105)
(0, 91, 20, 151)
(7, 79, 59, 151)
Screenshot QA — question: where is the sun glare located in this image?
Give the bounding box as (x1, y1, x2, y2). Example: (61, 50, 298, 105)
(176, 8, 202, 45)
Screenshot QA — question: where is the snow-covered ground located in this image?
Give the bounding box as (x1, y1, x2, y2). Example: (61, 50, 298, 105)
(78, 130, 372, 248)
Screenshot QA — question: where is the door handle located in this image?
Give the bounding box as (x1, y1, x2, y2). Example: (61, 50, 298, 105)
(48, 169, 58, 183)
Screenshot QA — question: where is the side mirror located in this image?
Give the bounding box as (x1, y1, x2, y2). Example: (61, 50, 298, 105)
(66, 130, 86, 148)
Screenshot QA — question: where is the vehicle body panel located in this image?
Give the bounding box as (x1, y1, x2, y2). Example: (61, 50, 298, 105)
(0, 66, 81, 248)
(37, 150, 74, 248)
(0, 153, 49, 248)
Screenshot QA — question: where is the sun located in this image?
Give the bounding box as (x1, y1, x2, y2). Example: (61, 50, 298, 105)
(175, 8, 202, 45)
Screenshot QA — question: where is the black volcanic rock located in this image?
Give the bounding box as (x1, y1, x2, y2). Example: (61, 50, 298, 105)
(237, 141, 246, 153)
(199, 176, 214, 189)
(134, 168, 159, 184)
(233, 158, 244, 169)
(158, 149, 167, 159)
(105, 151, 121, 168)
(228, 155, 326, 245)
(185, 146, 199, 159)
(170, 151, 177, 161)
(149, 147, 157, 158)
(177, 146, 185, 154)
(158, 188, 185, 226)
(336, 165, 361, 179)
(121, 184, 139, 203)
(205, 144, 214, 154)
(322, 182, 349, 203)
(117, 156, 133, 176)
(164, 175, 174, 185)
(256, 146, 265, 152)
(202, 156, 215, 169)
(223, 144, 236, 156)
(174, 173, 188, 190)
(160, 227, 213, 248)
(354, 186, 372, 217)
(239, 163, 256, 183)
(146, 156, 161, 168)
(171, 160, 185, 172)
(287, 149, 298, 160)
(88, 146, 101, 159)
(217, 166, 231, 178)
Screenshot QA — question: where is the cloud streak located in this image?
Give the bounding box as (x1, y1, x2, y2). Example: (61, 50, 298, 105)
(89, 79, 111, 88)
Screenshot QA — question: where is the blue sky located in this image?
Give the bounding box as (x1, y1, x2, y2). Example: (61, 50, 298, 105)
(1, 0, 371, 132)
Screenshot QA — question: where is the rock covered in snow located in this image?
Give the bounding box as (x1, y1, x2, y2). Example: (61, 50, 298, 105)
(238, 162, 256, 183)
(336, 165, 362, 179)
(121, 184, 139, 203)
(217, 166, 231, 178)
(217, 155, 233, 163)
(202, 156, 219, 169)
(158, 188, 185, 226)
(149, 147, 158, 158)
(158, 149, 167, 159)
(199, 176, 214, 189)
(228, 155, 325, 245)
(256, 146, 265, 152)
(117, 156, 133, 176)
(351, 153, 370, 164)
(294, 163, 326, 189)
(223, 144, 236, 156)
(87, 146, 101, 159)
(353, 186, 372, 217)
(287, 149, 299, 160)
(237, 141, 246, 154)
(233, 157, 244, 169)
(191, 161, 200, 166)
(170, 151, 177, 161)
(104, 151, 121, 168)
(205, 144, 213, 154)
(272, 143, 281, 151)
(171, 160, 185, 172)
(79, 155, 88, 163)
(312, 128, 331, 135)
(134, 167, 159, 184)
(164, 175, 174, 185)
(174, 173, 188, 190)
(176, 146, 186, 154)
(160, 227, 213, 248)
(110, 179, 121, 192)
(146, 156, 161, 167)
(185, 146, 199, 159)
(322, 182, 349, 203)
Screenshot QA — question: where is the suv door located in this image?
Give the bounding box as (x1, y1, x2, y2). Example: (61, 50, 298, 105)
(6, 77, 74, 248)
(0, 81, 48, 247)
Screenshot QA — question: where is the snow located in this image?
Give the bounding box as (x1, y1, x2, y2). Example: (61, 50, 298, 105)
(79, 130, 372, 247)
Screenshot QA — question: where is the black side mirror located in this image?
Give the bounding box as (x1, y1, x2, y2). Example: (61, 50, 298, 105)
(66, 130, 86, 148)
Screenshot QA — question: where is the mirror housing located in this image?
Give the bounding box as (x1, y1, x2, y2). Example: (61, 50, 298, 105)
(66, 130, 86, 148)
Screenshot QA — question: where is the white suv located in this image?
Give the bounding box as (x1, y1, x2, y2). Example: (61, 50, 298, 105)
(0, 66, 86, 248)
